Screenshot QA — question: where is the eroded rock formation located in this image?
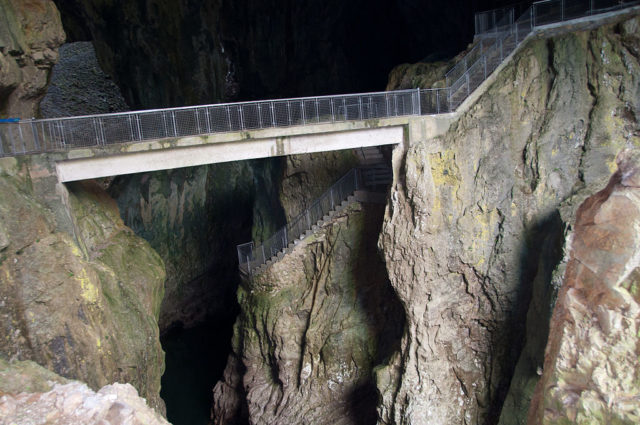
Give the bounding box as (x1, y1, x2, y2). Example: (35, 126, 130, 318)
(377, 13, 640, 425)
(528, 149, 640, 424)
(0, 158, 166, 413)
(212, 202, 405, 425)
(0, 358, 170, 424)
(0, 0, 65, 118)
(108, 159, 285, 332)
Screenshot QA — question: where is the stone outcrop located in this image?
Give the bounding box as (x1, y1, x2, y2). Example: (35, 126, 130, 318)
(528, 149, 640, 424)
(0, 0, 65, 118)
(212, 202, 405, 425)
(0, 358, 170, 425)
(40, 41, 129, 118)
(0, 157, 166, 413)
(377, 13, 640, 425)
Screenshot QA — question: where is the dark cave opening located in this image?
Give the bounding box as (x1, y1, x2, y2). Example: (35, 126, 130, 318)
(160, 316, 237, 425)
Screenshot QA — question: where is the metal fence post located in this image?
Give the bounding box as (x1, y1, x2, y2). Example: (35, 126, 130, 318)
(257, 104, 263, 127)
(30, 120, 40, 150)
(531, 5, 535, 28)
(270, 102, 276, 127)
(561, 0, 564, 21)
(358, 97, 363, 120)
(466, 72, 470, 97)
(205, 107, 212, 133)
(287, 101, 292, 125)
(415, 88, 422, 115)
(315, 98, 320, 122)
(330, 98, 335, 122)
(436, 90, 440, 114)
(301, 101, 306, 125)
(171, 111, 177, 136)
(483, 56, 487, 80)
(261, 245, 266, 265)
(226, 106, 232, 131)
(239, 106, 245, 130)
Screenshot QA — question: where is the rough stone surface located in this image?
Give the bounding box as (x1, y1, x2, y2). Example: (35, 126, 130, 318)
(0, 359, 169, 425)
(108, 159, 285, 332)
(0, 164, 167, 414)
(279, 150, 360, 221)
(528, 149, 640, 425)
(0, 0, 65, 118)
(53, 0, 503, 109)
(377, 14, 640, 425)
(40, 41, 129, 118)
(212, 202, 405, 425)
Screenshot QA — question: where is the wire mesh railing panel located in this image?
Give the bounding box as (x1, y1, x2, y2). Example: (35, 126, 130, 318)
(238, 169, 360, 274)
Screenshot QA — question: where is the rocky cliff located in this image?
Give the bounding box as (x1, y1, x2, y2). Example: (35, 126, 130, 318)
(212, 202, 404, 425)
(528, 149, 640, 424)
(0, 358, 170, 424)
(0, 0, 65, 118)
(0, 157, 166, 413)
(51, 0, 510, 109)
(377, 13, 640, 425)
(108, 159, 285, 332)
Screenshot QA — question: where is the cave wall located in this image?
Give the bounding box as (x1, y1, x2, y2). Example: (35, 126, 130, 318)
(377, 13, 640, 425)
(52, 0, 515, 110)
(108, 158, 285, 332)
(0, 156, 167, 413)
(212, 202, 405, 425)
(0, 0, 65, 118)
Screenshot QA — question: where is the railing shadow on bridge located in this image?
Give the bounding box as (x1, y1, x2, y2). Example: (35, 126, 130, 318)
(1, 0, 637, 160)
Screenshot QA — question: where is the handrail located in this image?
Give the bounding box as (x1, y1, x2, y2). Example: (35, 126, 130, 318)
(1, 0, 638, 159)
(237, 168, 362, 275)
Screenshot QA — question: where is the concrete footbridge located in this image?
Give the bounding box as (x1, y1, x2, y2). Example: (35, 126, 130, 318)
(0, 0, 637, 183)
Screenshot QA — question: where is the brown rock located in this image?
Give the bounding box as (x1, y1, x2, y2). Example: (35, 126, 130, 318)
(528, 149, 640, 424)
(0, 0, 65, 117)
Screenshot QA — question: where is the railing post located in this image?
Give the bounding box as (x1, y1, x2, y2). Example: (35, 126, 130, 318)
(257, 103, 263, 128)
(330, 188, 334, 209)
(315, 98, 320, 122)
(261, 245, 266, 266)
(287, 101, 292, 125)
(30, 120, 40, 150)
(436, 90, 440, 114)
(531, 5, 535, 28)
(283, 227, 288, 249)
(358, 97, 363, 120)
(226, 106, 232, 131)
(483, 56, 487, 80)
(561, 0, 564, 22)
(205, 107, 212, 133)
(171, 111, 177, 137)
(330, 98, 335, 122)
(239, 106, 245, 130)
(415, 88, 422, 115)
(466, 73, 470, 97)
(343, 98, 347, 120)
(589, 0, 593, 15)
(270, 102, 276, 127)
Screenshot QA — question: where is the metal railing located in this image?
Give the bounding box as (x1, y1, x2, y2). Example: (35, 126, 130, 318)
(238, 167, 362, 275)
(0, 90, 421, 157)
(1, 0, 638, 159)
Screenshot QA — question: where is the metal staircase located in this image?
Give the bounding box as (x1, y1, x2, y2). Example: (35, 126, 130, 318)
(237, 149, 391, 276)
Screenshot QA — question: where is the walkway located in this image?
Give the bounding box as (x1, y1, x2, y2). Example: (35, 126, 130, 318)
(0, 0, 637, 183)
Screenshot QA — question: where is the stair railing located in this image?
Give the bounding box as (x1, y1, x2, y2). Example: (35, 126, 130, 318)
(237, 168, 363, 275)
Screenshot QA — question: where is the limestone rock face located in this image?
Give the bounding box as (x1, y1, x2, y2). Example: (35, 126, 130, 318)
(0, 0, 65, 117)
(279, 150, 360, 221)
(0, 359, 170, 425)
(377, 14, 640, 425)
(108, 159, 285, 332)
(212, 203, 405, 425)
(0, 164, 166, 413)
(40, 41, 129, 118)
(528, 149, 640, 424)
